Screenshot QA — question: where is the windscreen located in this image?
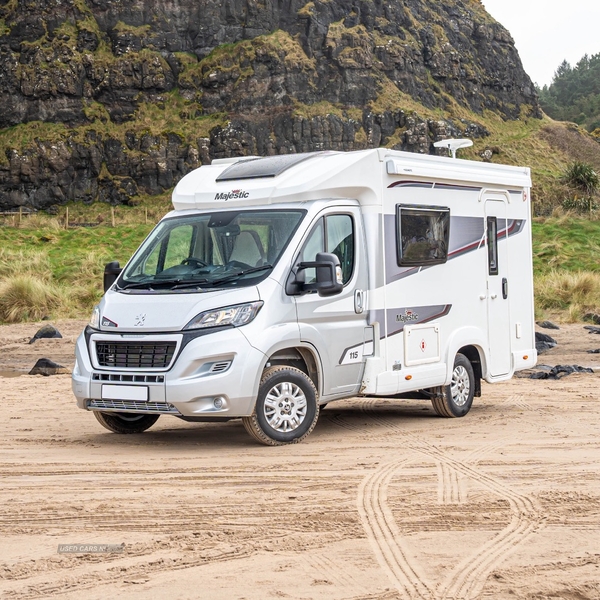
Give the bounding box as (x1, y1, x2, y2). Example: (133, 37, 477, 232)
(119, 209, 305, 292)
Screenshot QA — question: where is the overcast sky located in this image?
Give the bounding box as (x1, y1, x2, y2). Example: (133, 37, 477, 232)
(481, 0, 600, 87)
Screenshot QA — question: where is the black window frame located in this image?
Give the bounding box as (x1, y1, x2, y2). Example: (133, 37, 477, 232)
(396, 204, 451, 267)
(487, 216, 499, 276)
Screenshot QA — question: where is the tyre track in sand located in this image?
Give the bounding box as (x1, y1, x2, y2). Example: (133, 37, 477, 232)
(357, 459, 435, 600)
(351, 397, 544, 599)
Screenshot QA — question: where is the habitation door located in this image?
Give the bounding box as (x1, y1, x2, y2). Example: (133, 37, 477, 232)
(293, 207, 370, 398)
(485, 198, 511, 376)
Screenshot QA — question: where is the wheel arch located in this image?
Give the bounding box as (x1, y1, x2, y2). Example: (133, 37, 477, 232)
(456, 344, 483, 397)
(264, 345, 322, 397)
(445, 326, 489, 389)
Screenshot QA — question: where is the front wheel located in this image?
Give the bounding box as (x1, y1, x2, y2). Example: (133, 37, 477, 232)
(242, 366, 319, 446)
(94, 411, 160, 433)
(431, 353, 475, 418)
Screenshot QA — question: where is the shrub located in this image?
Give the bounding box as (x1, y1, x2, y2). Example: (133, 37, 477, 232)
(561, 195, 599, 214)
(561, 161, 599, 195)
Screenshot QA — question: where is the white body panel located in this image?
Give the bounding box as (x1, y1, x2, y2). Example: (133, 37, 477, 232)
(72, 148, 536, 421)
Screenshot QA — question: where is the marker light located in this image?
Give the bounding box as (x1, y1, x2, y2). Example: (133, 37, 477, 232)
(89, 305, 100, 329)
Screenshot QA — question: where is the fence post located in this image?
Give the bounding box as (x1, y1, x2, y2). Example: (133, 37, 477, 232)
(18, 206, 22, 225)
(65, 207, 69, 230)
(111, 206, 115, 227)
(145, 207, 148, 224)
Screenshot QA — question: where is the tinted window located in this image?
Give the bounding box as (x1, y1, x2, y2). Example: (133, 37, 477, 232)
(487, 216, 499, 276)
(396, 205, 450, 266)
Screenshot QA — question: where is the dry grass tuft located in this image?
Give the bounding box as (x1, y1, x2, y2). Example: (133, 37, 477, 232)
(0, 248, 53, 281)
(0, 275, 65, 323)
(535, 270, 600, 322)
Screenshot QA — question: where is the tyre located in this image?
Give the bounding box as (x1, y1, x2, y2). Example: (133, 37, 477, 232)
(94, 411, 160, 433)
(242, 366, 319, 446)
(431, 353, 475, 418)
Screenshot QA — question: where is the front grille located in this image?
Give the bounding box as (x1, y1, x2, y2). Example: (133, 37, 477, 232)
(92, 373, 165, 383)
(95, 342, 176, 369)
(88, 399, 180, 414)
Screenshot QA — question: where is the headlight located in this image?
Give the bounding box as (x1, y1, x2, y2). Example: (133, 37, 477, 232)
(89, 305, 100, 329)
(184, 301, 264, 330)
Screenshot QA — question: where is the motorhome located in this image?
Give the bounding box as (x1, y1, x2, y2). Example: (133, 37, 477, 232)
(72, 143, 537, 445)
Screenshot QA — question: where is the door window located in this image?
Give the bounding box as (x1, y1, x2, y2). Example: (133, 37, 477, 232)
(487, 216, 499, 276)
(300, 214, 354, 284)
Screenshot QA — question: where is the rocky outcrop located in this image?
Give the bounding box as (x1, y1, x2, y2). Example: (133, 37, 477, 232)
(0, 0, 540, 210)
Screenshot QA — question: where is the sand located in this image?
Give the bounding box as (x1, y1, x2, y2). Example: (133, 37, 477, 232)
(1, 320, 599, 599)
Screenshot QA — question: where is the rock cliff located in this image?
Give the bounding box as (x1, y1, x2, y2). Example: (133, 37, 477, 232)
(0, 0, 540, 210)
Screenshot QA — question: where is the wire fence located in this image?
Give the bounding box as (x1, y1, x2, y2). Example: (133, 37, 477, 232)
(0, 206, 163, 229)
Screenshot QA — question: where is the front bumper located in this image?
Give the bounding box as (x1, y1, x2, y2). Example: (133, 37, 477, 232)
(72, 327, 266, 418)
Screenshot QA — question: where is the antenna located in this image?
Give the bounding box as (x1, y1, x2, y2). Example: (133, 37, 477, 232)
(433, 138, 473, 159)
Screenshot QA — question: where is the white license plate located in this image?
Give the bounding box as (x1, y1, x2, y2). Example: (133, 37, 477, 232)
(101, 385, 149, 401)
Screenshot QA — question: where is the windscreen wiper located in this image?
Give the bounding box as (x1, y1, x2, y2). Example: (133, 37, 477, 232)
(170, 279, 211, 290)
(207, 264, 273, 286)
(118, 280, 155, 290)
(120, 277, 209, 291)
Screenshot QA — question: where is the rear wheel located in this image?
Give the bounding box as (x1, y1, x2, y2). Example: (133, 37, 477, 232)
(431, 353, 475, 418)
(94, 411, 160, 433)
(242, 366, 319, 446)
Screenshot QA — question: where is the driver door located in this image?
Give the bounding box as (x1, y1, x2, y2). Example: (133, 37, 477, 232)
(293, 207, 370, 398)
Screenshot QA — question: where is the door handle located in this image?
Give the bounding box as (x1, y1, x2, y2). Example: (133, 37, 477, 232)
(490, 293, 498, 299)
(479, 294, 487, 300)
(354, 289, 365, 314)
(502, 277, 508, 299)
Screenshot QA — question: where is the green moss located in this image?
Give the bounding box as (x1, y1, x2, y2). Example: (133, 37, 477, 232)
(113, 21, 151, 35)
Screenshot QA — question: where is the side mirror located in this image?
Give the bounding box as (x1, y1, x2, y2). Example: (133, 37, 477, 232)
(103, 261, 122, 292)
(288, 252, 344, 297)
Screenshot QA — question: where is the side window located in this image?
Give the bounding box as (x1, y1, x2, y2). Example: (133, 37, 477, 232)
(396, 205, 450, 267)
(299, 214, 355, 285)
(327, 214, 354, 284)
(487, 216, 499, 275)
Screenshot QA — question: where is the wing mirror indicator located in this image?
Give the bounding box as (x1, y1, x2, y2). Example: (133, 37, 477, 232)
(103, 261, 122, 292)
(290, 252, 344, 297)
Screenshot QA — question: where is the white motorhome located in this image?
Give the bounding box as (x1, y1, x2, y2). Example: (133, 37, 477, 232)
(72, 144, 537, 445)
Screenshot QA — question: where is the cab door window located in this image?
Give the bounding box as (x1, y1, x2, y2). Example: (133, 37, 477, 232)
(300, 214, 354, 284)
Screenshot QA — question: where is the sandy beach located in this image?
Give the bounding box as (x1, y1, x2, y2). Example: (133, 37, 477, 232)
(1, 320, 599, 599)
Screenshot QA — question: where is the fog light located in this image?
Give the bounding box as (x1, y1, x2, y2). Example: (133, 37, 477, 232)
(213, 397, 225, 409)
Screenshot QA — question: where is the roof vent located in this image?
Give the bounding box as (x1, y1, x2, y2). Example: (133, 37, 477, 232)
(433, 138, 473, 159)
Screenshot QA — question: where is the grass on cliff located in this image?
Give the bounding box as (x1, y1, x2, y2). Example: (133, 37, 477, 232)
(1, 215, 600, 323)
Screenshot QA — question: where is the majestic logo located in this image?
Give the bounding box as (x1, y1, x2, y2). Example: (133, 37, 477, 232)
(214, 189, 250, 201)
(396, 309, 420, 323)
(134, 314, 146, 327)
